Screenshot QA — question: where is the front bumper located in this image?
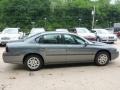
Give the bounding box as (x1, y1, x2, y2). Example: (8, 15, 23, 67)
(101, 39, 116, 43)
(111, 51, 119, 60)
(3, 51, 24, 64)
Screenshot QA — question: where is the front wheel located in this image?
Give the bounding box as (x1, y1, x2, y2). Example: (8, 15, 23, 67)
(97, 37, 101, 42)
(24, 55, 43, 71)
(95, 51, 110, 66)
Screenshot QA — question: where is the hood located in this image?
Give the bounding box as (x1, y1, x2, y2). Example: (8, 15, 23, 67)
(89, 41, 115, 49)
(78, 33, 96, 37)
(91, 41, 106, 46)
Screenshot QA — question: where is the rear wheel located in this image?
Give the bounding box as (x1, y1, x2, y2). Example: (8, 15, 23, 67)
(24, 55, 43, 71)
(95, 51, 110, 66)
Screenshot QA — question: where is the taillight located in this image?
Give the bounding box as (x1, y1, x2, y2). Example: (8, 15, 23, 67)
(6, 47, 9, 52)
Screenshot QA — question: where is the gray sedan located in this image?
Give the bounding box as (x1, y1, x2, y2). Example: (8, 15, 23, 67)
(3, 32, 119, 71)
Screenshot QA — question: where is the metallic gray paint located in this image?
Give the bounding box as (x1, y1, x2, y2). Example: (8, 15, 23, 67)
(3, 32, 119, 65)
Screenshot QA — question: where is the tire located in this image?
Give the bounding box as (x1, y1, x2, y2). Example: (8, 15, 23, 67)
(97, 37, 101, 42)
(111, 42, 114, 44)
(95, 51, 110, 66)
(24, 55, 43, 71)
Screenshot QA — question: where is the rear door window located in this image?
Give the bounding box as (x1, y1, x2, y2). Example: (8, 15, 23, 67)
(37, 34, 62, 44)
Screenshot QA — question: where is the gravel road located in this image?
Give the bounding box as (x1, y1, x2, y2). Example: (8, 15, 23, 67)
(0, 40, 120, 90)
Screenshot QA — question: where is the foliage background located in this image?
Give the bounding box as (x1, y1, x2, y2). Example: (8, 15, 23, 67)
(0, 0, 120, 32)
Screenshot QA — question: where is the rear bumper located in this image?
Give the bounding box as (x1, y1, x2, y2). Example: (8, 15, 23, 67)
(0, 40, 18, 45)
(3, 51, 23, 64)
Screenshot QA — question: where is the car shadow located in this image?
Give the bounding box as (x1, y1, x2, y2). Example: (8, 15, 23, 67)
(44, 62, 94, 69)
(6, 62, 116, 72)
(6, 64, 26, 71)
(10, 62, 95, 71)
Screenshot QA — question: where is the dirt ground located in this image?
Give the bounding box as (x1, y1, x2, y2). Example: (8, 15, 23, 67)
(0, 40, 120, 90)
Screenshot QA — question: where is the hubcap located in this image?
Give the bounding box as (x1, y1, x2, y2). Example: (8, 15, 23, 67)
(27, 57, 40, 69)
(98, 54, 108, 65)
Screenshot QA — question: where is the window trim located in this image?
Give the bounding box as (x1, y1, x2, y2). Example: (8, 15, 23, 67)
(62, 34, 86, 45)
(62, 34, 76, 44)
(35, 33, 63, 44)
(72, 35, 86, 45)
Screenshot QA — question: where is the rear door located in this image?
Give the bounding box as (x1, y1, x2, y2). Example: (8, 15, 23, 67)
(38, 33, 67, 64)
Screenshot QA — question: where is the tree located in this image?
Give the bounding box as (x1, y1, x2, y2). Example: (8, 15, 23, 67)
(0, 0, 50, 31)
(0, 0, 120, 31)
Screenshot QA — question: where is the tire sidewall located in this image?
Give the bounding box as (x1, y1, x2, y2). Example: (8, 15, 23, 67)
(95, 51, 110, 66)
(24, 55, 43, 71)
(97, 37, 101, 42)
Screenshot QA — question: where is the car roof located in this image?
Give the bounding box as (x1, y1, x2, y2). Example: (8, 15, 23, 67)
(25, 31, 76, 40)
(31, 28, 45, 32)
(56, 29, 69, 32)
(31, 28, 45, 30)
(2, 28, 19, 33)
(4, 28, 20, 29)
(40, 31, 71, 35)
(30, 28, 45, 34)
(92, 29, 106, 31)
(75, 27, 87, 29)
(30, 31, 77, 37)
(75, 27, 89, 31)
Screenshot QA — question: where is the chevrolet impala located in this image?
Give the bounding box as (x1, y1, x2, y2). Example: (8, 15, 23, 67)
(3, 32, 119, 71)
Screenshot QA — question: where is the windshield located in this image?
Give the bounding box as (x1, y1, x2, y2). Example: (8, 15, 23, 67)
(2, 28, 18, 34)
(76, 28, 90, 33)
(96, 29, 110, 34)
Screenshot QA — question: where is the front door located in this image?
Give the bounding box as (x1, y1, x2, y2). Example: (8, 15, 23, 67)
(63, 34, 93, 63)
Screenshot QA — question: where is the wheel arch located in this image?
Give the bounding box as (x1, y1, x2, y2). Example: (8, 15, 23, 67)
(23, 53, 44, 64)
(95, 49, 111, 61)
(96, 36, 101, 41)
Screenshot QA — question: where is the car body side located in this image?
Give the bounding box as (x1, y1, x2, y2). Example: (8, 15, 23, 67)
(3, 32, 119, 65)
